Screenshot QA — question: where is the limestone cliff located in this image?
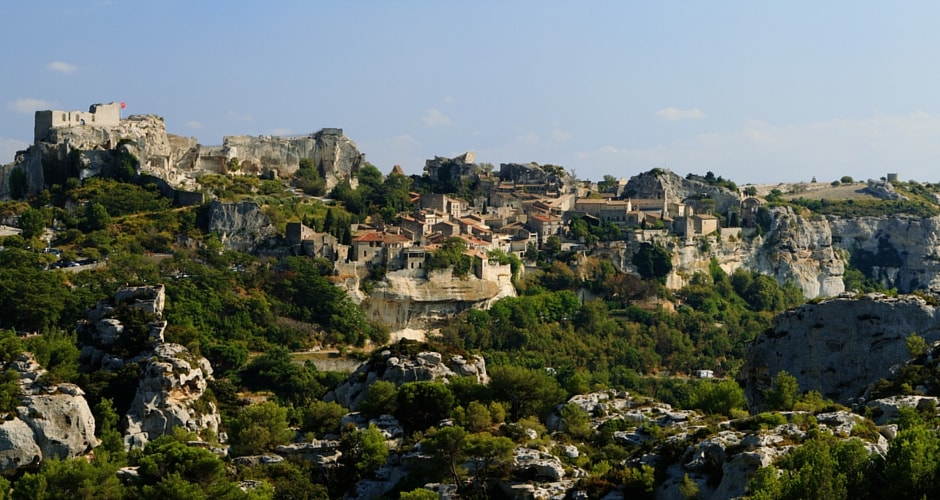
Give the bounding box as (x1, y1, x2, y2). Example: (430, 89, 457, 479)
(360, 266, 516, 333)
(206, 200, 278, 252)
(222, 129, 364, 190)
(740, 293, 940, 409)
(667, 206, 940, 298)
(623, 169, 741, 214)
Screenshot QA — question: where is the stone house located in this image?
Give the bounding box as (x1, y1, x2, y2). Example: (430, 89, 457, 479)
(692, 214, 719, 236)
(352, 231, 412, 269)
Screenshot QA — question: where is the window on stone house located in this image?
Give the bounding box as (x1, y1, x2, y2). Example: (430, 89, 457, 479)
(62, 114, 67, 121)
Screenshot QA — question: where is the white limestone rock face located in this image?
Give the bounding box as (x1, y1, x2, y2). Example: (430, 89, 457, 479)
(362, 267, 516, 333)
(827, 215, 940, 292)
(741, 294, 940, 408)
(0, 354, 99, 476)
(0, 419, 42, 474)
(18, 387, 98, 460)
(206, 200, 277, 252)
(222, 128, 365, 190)
(122, 343, 221, 450)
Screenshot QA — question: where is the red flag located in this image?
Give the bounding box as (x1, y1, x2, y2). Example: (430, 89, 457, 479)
(120, 102, 126, 109)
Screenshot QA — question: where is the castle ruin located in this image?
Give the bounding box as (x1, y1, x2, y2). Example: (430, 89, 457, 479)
(34, 102, 122, 143)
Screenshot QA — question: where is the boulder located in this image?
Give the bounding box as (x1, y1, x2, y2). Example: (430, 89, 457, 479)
(18, 387, 98, 460)
(513, 448, 566, 481)
(0, 419, 42, 475)
(325, 349, 488, 410)
(0, 354, 99, 476)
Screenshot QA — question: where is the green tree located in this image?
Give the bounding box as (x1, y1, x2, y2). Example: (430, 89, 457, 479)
(422, 425, 468, 487)
(356, 380, 397, 418)
(18, 208, 46, 240)
(907, 333, 927, 358)
(339, 424, 388, 482)
(400, 489, 438, 500)
(134, 430, 244, 498)
(227, 401, 294, 456)
(679, 473, 701, 500)
(83, 202, 112, 232)
(632, 242, 673, 282)
(395, 381, 455, 432)
(883, 425, 940, 497)
(488, 365, 566, 420)
(766, 371, 800, 411)
(560, 403, 592, 440)
(12, 457, 124, 500)
(300, 400, 347, 437)
(464, 432, 515, 490)
(93, 397, 125, 458)
(689, 379, 746, 417)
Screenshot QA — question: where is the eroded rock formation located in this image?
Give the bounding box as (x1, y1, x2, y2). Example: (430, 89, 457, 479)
(740, 293, 940, 408)
(206, 200, 278, 252)
(0, 353, 98, 476)
(360, 267, 516, 333)
(79, 285, 221, 450)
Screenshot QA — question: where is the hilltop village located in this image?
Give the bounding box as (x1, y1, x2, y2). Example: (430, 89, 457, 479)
(6, 103, 767, 284)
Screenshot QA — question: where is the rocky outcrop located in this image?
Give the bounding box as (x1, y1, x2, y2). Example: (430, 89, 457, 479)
(221, 128, 364, 190)
(122, 343, 221, 450)
(325, 347, 488, 410)
(79, 285, 222, 450)
(206, 200, 277, 252)
(827, 215, 940, 292)
(740, 294, 940, 408)
(863, 179, 908, 201)
(623, 169, 741, 215)
(0, 353, 98, 476)
(361, 267, 516, 333)
(2, 106, 363, 198)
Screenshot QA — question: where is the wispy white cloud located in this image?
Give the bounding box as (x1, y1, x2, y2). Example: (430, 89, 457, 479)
(442, 95, 456, 104)
(422, 108, 452, 127)
(0, 137, 29, 164)
(7, 98, 51, 114)
(573, 112, 940, 183)
(655, 107, 706, 121)
(47, 61, 77, 74)
(184, 120, 203, 130)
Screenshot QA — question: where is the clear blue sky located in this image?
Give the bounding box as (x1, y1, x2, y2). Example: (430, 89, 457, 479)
(4, 1, 940, 184)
